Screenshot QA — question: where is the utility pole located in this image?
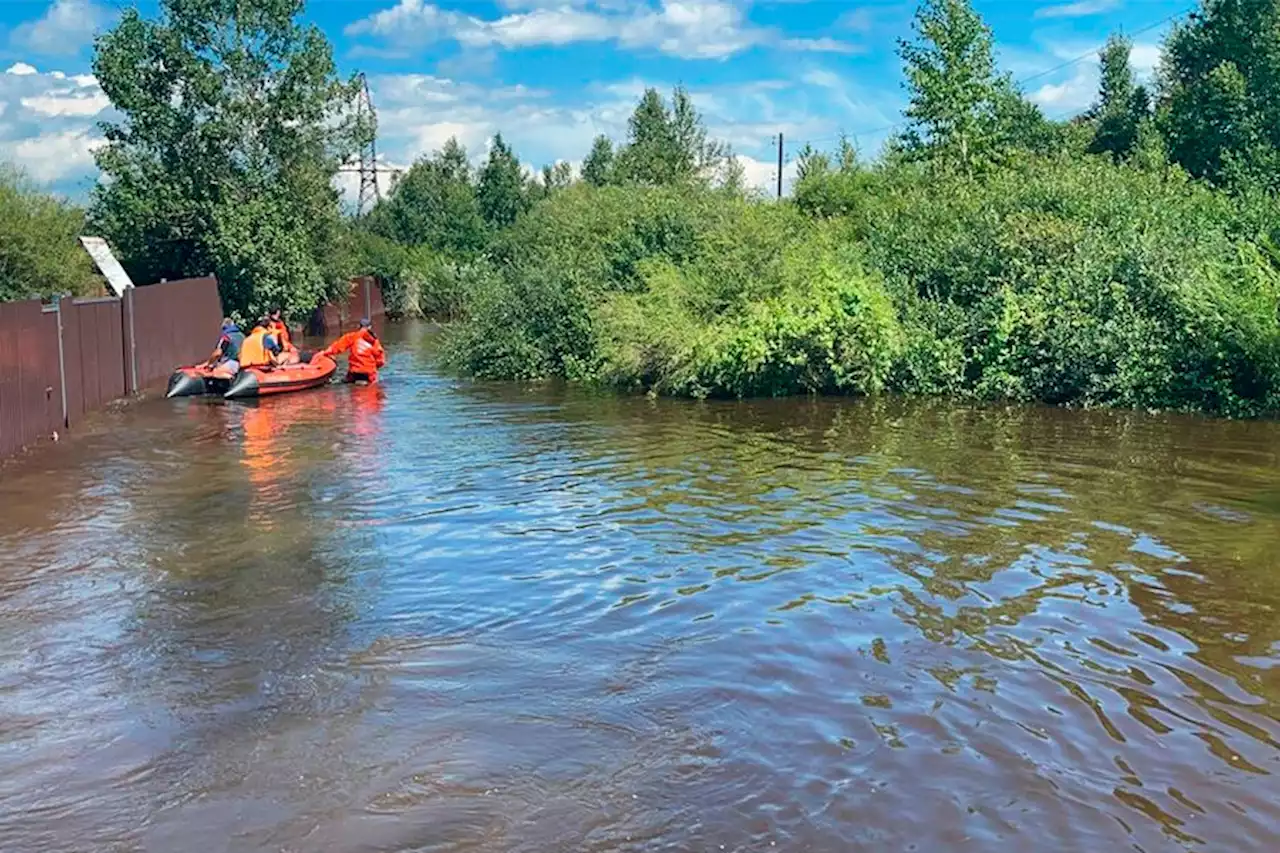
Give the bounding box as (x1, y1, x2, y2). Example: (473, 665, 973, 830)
(776, 132, 784, 199)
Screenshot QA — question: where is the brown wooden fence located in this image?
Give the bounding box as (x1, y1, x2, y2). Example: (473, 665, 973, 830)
(1, 276, 222, 461)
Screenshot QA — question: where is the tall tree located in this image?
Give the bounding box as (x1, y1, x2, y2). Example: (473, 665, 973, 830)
(897, 0, 1003, 173)
(368, 137, 486, 254)
(1159, 0, 1280, 189)
(614, 86, 727, 186)
(1088, 34, 1144, 160)
(581, 134, 615, 186)
(795, 143, 831, 183)
(90, 0, 367, 319)
(477, 133, 529, 229)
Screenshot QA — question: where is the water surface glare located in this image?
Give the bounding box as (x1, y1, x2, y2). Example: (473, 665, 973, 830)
(3, 323, 1280, 852)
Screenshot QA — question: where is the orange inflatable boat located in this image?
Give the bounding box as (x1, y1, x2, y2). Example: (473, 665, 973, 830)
(223, 354, 338, 399)
(165, 355, 338, 399)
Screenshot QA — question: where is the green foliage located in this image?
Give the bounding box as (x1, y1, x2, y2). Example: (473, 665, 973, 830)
(819, 154, 1280, 414)
(1086, 35, 1149, 162)
(431, 0, 1280, 419)
(897, 0, 1006, 172)
(581, 135, 615, 187)
(0, 168, 98, 302)
(477, 134, 529, 229)
(1159, 0, 1280, 190)
(613, 87, 728, 187)
(90, 0, 364, 322)
(367, 138, 487, 255)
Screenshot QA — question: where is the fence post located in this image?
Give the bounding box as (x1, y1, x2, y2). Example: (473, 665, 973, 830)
(52, 296, 68, 428)
(122, 286, 139, 394)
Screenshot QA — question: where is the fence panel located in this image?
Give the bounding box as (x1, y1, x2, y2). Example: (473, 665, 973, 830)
(128, 277, 223, 389)
(67, 298, 126, 412)
(0, 299, 61, 458)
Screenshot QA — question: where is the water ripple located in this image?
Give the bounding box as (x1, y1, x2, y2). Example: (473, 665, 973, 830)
(1, 324, 1279, 851)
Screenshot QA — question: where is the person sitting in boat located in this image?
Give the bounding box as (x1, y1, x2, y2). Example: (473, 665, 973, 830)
(239, 317, 287, 370)
(266, 307, 302, 365)
(319, 318, 385, 384)
(204, 318, 244, 373)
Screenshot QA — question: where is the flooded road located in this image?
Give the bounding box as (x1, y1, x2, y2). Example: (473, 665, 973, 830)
(2, 323, 1280, 852)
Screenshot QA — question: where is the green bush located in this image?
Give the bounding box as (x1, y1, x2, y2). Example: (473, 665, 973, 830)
(806, 153, 1280, 415)
(0, 167, 98, 302)
(446, 153, 1280, 417)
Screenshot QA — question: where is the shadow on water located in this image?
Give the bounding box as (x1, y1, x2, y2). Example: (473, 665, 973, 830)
(1, 322, 1279, 851)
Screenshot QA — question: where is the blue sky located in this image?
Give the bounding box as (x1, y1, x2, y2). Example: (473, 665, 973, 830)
(0, 0, 1191, 199)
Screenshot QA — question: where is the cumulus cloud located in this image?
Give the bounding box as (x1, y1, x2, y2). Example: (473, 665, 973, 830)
(0, 61, 111, 184)
(348, 0, 855, 60)
(9, 0, 112, 57)
(1, 130, 104, 182)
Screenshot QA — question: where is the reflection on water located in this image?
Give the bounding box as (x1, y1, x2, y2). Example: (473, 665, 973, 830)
(2, 323, 1279, 852)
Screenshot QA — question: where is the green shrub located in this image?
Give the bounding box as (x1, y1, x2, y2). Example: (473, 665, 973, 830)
(0, 167, 98, 302)
(447, 152, 1280, 416)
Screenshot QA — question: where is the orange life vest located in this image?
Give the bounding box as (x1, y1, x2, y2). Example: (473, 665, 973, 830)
(239, 328, 272, 368)
(267, 319, 292, 349)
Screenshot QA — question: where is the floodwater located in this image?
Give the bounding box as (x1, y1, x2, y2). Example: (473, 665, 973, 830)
(2, 324, 1280, 853)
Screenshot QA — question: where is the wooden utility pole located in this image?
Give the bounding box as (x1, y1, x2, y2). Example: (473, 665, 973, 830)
(776, 133, 784, 199)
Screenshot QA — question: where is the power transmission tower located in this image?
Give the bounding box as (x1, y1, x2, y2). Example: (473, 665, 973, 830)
(355, 73, 381, 216)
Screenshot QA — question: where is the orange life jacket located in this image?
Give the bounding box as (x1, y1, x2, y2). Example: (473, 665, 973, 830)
(267, 319, 292, 349)
(239, 328, 272, 368)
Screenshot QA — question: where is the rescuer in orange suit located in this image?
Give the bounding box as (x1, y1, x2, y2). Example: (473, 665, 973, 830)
(319, 318, 385, 384)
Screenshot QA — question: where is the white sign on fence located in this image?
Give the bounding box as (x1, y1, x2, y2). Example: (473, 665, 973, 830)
(78, 236, 134, 297)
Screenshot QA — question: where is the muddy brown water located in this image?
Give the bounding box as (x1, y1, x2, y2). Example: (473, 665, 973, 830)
(2, 323, 1279, 852)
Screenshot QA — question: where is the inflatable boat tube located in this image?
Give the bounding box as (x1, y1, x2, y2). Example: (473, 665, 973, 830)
(166, 363, 237, 398)
(224, 354, 337, 399)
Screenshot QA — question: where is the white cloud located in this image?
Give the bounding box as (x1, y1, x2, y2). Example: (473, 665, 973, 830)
(349, 0, 823, 60)
(1029, 65, 1096, 113)
(619, 1, 767, 59)
(1129, 43, 1161, 77)
(0, 130, 103, 182)
(21, 89, 110, 117)
(836, 8, 877, 33)
(780, 37, 863, 54)
(1033, 0, 1121, 20)
(463, 7, 617, 48)
(0, 61, 111, 185)
(736, 153, 798, 196)
(9, 0, 112, 56)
